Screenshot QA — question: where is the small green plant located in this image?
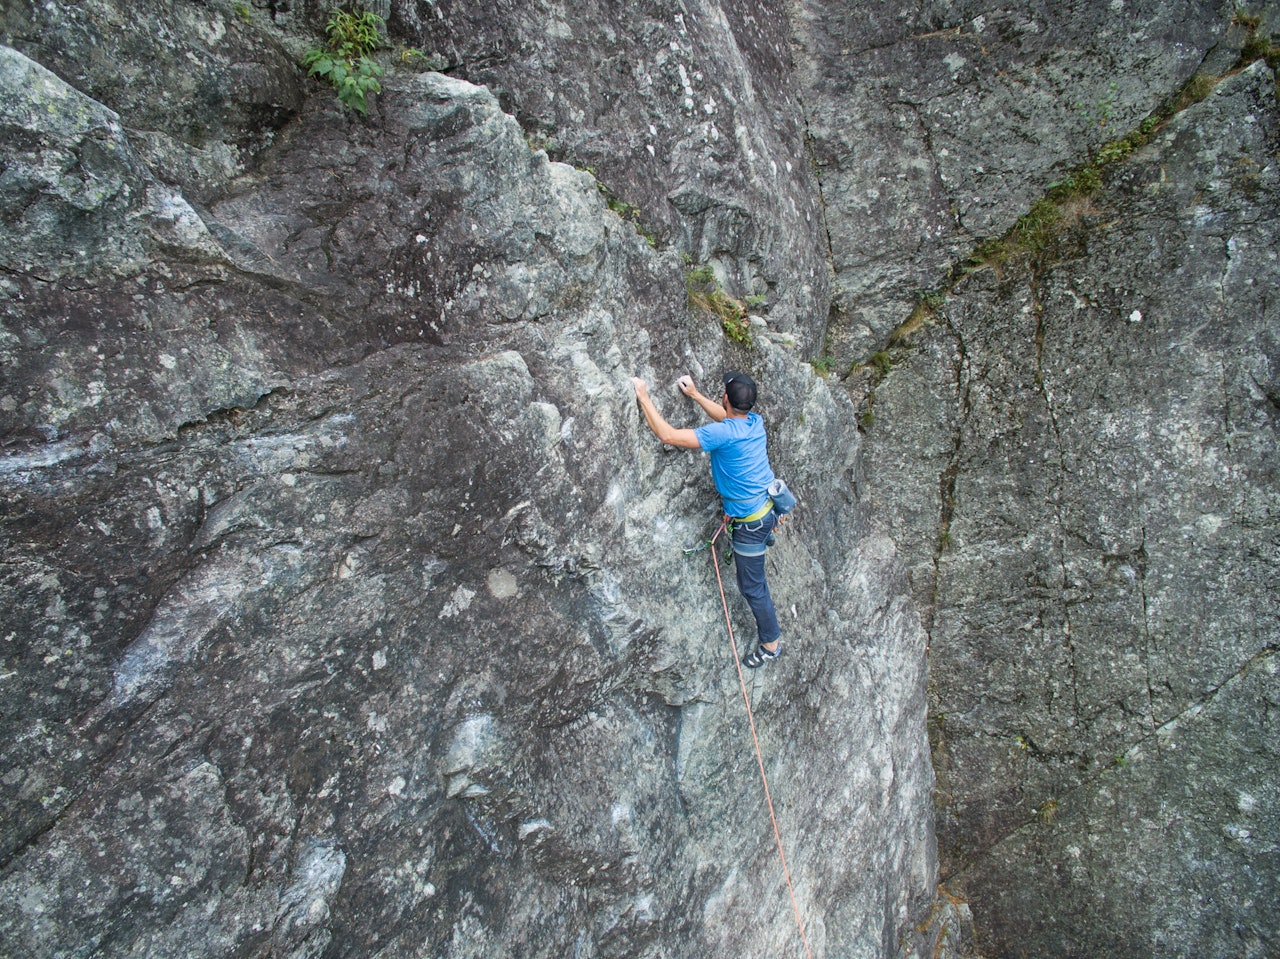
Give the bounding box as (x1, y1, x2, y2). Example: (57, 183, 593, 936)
(1036, 798, 1059, 825)
(232, 1, 252, 21)
(744, 293, 767, 308)
(302, 9, 386, 115)
(1169, 72, 1218, 114)
(961, 196, 1070, 273)
(848, 347, 897, 380)
(591, 179, 658, 244)
(890, 290, 945, 345)
(608, 197, 641, 220)
(686, 265, 714, 285)
(1074, 81, 1119, 129)
(1046, 165, 1102, 201)
(1011, 198, 1063, 253)
(597, 181, 638, 220)
(687, 265, 753, 347)
(1233, 12, 1280, 69)
(399, 47, 427, 67)
(810, 355, 836, 376)
(1095, 136, 1138, 166)
(719, 308, 753, 346)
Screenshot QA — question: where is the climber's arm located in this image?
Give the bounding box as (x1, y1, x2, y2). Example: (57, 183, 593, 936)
(679, 377, 727, 422)
(631, 378, 702, 449)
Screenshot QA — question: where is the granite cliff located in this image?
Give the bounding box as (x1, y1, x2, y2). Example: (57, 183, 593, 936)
(0, 1, 1276, 958)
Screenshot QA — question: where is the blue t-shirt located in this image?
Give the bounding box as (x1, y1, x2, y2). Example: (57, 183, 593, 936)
(694, 413, 776, 517)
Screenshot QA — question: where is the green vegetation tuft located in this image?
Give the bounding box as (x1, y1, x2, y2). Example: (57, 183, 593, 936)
(1011, 198, 1063, 253)
(686, 265, 714, 285)
(810, 355, 836, 376)
(1233, 11, 1280, 71)
(1169, 72, 1218, 114)
(687, 266, 753, 347)
(889, 289, 947, 345)
(302, 9, 386, 115)
(1074, 81, 1119, 130)
(398, 47, 428, 69)
(592, 177, 658, 245)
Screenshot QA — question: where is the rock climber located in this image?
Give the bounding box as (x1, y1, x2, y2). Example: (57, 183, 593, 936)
(630, 370, 783, 667)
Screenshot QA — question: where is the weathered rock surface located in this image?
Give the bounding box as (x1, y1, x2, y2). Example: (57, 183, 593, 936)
(0, 5, 946, 958)
(792, 0, 1241, 359)
(861, 55, 1280, 959)
(4, 0, 1278, 956)
(392, 0, 832, 346)
(0, 0, 304, 195)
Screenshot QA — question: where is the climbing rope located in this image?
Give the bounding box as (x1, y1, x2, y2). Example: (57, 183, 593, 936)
(708, 518, 814, 959)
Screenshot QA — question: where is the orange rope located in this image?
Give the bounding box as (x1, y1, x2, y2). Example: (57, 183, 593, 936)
(710, 519, 814, 959)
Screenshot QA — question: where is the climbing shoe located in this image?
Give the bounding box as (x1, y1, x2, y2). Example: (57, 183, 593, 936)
(743, 641, 782, 668)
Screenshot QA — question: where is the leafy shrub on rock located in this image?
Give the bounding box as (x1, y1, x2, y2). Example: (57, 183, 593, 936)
(302, 9, 385, 114)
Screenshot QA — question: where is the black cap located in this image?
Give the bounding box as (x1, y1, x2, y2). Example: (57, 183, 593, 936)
(723, 370, 757, 411)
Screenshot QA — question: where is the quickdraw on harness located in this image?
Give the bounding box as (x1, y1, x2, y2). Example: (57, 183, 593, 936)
(696, 511, 813, 959)
(682, 496, 787, 564)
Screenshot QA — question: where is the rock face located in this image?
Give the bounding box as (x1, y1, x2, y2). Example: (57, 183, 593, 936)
(792, 0, 1239, 358)
(1, 1, 1277, 958)
(831, 9, 1280, 959)
(0, 4, 945, 958)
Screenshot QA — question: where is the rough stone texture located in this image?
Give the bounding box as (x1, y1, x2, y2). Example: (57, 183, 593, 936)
(0, 0, 304, 196)
(6, 0, 1278, 956)
(0, 47, 227, 286)
(0, 6, 947, 958)
(862, 57, 1280, 959)
(791, 0, 1239, 360)
(387, 0, 831, 347)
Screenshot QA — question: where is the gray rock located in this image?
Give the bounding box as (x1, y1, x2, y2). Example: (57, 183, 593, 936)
(792, 0, 1235, 360)
(863, 59, 1280, 958)
(5, 0, 1275, 955)
(0, 46, 225, 280)
(388, 0, 832, 348)
(0, 15, 942, 959)
(0, 0, 303, 194)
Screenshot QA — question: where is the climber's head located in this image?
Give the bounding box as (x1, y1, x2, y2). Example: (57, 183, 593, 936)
(723, 370, 756, 413)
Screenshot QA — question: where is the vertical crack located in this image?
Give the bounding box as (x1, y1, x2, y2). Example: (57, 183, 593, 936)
(1032, 271, 1080, 721)
(801, 121, 836, 265)
(924, 311, 971, 861)
(929, 313, 971, 634)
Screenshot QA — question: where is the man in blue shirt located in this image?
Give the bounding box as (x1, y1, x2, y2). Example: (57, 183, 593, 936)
(630, 370, 782, 667)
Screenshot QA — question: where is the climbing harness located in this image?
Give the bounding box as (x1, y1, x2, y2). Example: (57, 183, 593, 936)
(706, 517, 814, 959)
(735, 498, 775, 523)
